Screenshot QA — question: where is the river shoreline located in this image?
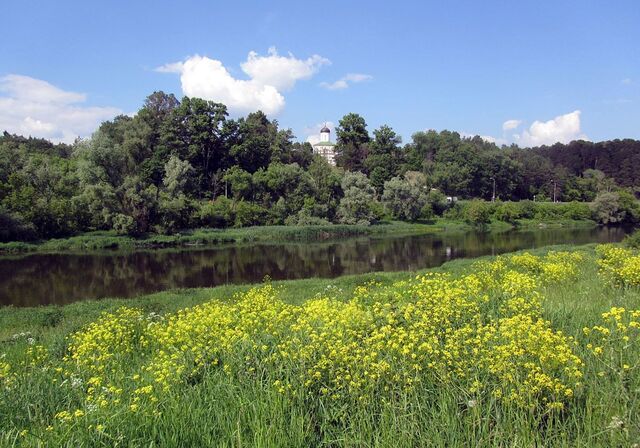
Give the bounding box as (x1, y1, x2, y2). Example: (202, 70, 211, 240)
(0, 218, 597, 255)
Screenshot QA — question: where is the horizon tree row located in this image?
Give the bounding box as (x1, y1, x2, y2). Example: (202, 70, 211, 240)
(0, 91, 639, 241)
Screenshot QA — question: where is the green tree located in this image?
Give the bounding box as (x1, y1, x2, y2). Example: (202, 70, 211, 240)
(590, 192, 625, 224)
(335, 113, 370, 171)
(365, 125, 403, 193)
(381, 176, 427, 221)
(336, 172, 379, 225)
(230, 111, 276, 173)
(160, 97, 230, 197)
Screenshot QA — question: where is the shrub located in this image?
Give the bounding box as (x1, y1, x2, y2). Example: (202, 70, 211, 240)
(518, 200, 536, 219)
(426, 189, 448, 215)
(112, 214, 136, 235)
(381, 177, 427, 221)
(196, 197, 234, 228)
(337, 172, 380, 225)
(624, 229, 640, 249)
(0, 209, 37, 242)
(495, 202, 522, 224)
(156, 194, 194, 234)
(591, 192, 625, 224)
(234, 201, 270, 228)
(464, 200, 491, 227)
(562, 201, 592, 220)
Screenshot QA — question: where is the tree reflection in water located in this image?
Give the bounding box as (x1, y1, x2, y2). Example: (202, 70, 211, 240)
(0, 227, 629, 307)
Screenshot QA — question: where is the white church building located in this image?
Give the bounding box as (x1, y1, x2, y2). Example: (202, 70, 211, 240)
(312, 125, 337, 166)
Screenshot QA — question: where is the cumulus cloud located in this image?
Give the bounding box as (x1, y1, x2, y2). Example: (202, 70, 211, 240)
(502, 119, 522, 131)
(304, 121, 335, 145)
(0, 75, 122, 143)
(512, 110, 588, 147)
(320, 73, 373, 90)
(241, 47, 329, 91)
(157, 47, 329, 116)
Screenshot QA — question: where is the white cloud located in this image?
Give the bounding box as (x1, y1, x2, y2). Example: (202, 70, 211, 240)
(304, 121, 335, 145)
(502, 119, 522, 131)
(320, 73, 373, 90)
(460, 132, 507, 146)
(241, 46, 329, 91)
(157, 47, 329, 116)
(513, 110, 588, 147)
(621, 78, 632, 85)
(0, 75, 122, 143)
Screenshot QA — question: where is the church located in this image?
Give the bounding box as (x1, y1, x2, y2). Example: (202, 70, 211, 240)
(312, 125, 337, 166)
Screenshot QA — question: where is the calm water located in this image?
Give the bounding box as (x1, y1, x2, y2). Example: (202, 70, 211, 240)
(0, 227, 630, 307)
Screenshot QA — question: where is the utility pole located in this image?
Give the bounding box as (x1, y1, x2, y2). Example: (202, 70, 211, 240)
(551, 179, 557, 203)
(490, 176, 496, 202)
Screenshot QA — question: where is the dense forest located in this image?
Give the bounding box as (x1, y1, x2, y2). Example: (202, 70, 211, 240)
(1, 91, 639, 241)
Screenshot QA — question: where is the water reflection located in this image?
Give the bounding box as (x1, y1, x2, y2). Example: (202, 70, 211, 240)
(0, 227, 629, 307)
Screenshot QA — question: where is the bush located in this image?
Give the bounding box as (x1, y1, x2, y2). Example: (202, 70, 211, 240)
(285, 208, 331, 226)
(234, 201, 270, 228)
(419, 203, 434, 221)
(196, 197, 234, 228)
(0, 209, 37, 242)
(426, 189, 448, 216)
(381, 177, 427, 222)
(112, 214, 136, 235)
(494, 202, 522, 224)
(337, 172, 380, 225)
(518, 200, 536, 219)
(464, 200, 491, 227)
(591, 192, 625, 224)
(156, 194, 194, 234)
(562, 201, 592, 220)
(624, 229, 640, 249)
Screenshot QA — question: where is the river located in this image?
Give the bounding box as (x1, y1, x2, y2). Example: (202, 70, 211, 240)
(0, 226, 630, 307)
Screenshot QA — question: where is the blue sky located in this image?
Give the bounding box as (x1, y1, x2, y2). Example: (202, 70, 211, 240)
(1, 0, 638, 145)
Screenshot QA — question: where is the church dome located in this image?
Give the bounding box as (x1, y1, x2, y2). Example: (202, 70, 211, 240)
(320, 125, 330, 133)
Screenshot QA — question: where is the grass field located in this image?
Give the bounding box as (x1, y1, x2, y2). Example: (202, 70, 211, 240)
(1, 243, 638, 447)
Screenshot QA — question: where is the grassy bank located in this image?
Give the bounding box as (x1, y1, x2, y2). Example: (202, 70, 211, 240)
(0, 218, 596, 255)
(1, 243, 639, 446)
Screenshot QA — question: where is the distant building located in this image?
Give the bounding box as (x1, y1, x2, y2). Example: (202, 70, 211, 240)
(312, 125, 337, 166)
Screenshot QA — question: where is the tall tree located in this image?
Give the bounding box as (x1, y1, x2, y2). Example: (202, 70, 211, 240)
(364, 125, 403, 193)
(160, 97, 229, 198)
(335, 113, 370, 172)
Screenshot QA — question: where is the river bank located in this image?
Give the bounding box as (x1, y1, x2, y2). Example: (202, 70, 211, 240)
(0, 218, 597, 255)
(0, 242, 599, 340)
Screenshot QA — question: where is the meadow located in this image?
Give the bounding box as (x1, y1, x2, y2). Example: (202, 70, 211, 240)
(1, 244, 639, 447)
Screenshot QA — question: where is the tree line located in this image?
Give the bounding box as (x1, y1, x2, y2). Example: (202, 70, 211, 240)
(1, 91, 639, 241)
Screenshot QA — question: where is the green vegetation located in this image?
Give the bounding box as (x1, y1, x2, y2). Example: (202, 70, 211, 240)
(0, 222, 434, 254)
(1, 244, 640, 446)
(1, 94, 639, 245)
(0, 216, 600, 255)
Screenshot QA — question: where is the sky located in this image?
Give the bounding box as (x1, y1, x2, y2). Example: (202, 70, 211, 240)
(0, 0, 638, 146)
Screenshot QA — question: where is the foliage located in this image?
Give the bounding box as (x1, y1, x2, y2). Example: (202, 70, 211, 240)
(1, 102, 639, 243)
(336, 172, 380, 225)
(624, 229, 640, 249)
(464, 200, 491, 227)
(591, 192, 626, 224)
(381, 176, 427, 221)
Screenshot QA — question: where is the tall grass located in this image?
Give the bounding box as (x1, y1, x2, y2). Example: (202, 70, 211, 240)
(0, 222, 449, 255)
